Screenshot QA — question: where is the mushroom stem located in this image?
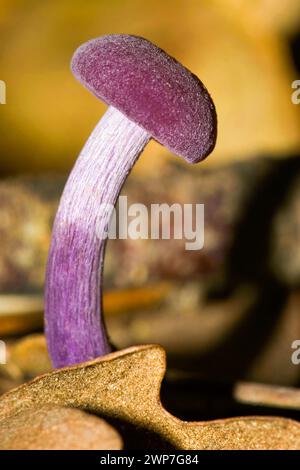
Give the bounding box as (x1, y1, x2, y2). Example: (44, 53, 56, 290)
(45, 106, 150, 368)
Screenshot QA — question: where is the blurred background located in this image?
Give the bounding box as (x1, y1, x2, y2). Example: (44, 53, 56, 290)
(1, 0, 300, 420)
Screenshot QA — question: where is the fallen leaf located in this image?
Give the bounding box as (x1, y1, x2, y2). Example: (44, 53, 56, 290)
(0, 345, 299, 450)
(0, 405, 122, 450)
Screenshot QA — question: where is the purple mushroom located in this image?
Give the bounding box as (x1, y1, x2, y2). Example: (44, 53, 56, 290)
(45, 34, 217, 368)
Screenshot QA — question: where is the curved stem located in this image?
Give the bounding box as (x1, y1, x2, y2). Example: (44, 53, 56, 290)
(45, 106, 150, 368)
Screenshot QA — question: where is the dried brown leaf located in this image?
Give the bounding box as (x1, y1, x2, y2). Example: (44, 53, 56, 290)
(0, 345, 299, 450)
(0, 405, 122, 450)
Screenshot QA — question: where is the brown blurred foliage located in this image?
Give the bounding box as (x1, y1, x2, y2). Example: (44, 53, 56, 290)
(0, 0, 300, 176)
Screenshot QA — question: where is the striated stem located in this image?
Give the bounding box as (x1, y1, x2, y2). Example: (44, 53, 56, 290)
(45, 106, 150, 368)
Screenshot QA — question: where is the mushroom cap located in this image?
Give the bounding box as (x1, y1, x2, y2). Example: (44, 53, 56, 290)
(71, 34, 217, 163)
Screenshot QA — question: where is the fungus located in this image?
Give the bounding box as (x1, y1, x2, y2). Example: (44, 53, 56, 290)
(45, 34, 217, 368)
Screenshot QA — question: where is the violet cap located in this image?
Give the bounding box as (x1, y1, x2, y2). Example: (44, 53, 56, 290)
(71, 34, 217, 163)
